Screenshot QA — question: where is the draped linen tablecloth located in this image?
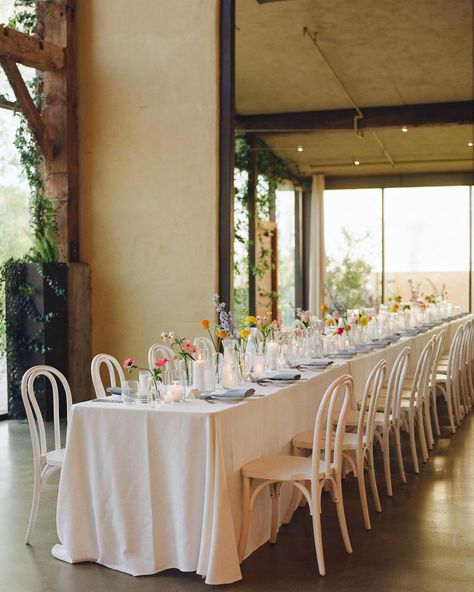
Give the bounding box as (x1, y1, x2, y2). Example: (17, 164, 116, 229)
(53, 362, 349, 584)
(52, 316, 469, 584)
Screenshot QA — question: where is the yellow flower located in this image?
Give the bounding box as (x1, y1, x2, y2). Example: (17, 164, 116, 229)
(395, 295, 402, 303)
(240, 329, 250, 340)
(390, 303, 400, 313)
(216, 329, 228, 339)
(245, 315, 257, 326)
(359, 316, 368, 327)
(325, 318, 335, 326)
(200, 319, 210, 329)
(320, 303, 328, 313)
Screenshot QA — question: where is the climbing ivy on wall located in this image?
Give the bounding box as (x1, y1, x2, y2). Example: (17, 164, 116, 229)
(234, 133, 297, 314)
(0, 1, 63, 418)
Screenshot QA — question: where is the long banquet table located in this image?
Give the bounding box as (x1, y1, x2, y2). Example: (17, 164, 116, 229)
(52, 315, 470, 584)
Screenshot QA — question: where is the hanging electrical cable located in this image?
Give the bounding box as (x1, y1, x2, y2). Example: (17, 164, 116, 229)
(303, 26, 396, 168)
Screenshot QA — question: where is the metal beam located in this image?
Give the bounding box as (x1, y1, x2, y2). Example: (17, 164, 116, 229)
(236, 101, 474, 133)
(0, 24, 64, 71)
(218, 0, 235, 307)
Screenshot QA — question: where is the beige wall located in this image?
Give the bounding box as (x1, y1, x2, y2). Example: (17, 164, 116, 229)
(77, 1, 219, 364)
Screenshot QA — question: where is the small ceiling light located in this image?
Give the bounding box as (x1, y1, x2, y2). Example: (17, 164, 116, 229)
(401, 126, 408, 133)
(468, 141, 474, 147)
(297, 145, 304, 152)
(353, 160, 360, 166)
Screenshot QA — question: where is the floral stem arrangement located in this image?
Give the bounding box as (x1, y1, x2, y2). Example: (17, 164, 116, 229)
(161, 332, 197, 386)
(296, 308, 311, 328)
(123, 356, 169, 392)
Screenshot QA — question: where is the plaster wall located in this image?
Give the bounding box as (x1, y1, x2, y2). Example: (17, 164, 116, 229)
(77, 1, 219, 365)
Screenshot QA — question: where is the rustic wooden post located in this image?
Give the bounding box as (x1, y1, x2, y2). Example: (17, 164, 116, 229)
(39, 0, 78, 262)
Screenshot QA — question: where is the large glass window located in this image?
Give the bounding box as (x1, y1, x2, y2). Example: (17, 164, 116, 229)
(384, 186, 470, 309)
(324, 189, 382, 307)
(275, 190, 295, 326)
(324, 185, 472, 312)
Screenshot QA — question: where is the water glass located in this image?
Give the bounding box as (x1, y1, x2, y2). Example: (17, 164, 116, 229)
(121, 380, 140, 405)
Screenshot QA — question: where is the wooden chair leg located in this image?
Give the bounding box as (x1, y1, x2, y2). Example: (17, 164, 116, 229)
(356, 454, 371, 530)
(238, 476, 251, 562)
(367, 448, 382, 513)
(394, 426, 406, 484)
(382, 431, 393, 496)
(25, 468, 41, 545)
(311, 484, 326, 576)
(409, 416, 419, 474)
(270, 482, 281, 544)
(333, 477, 352, 554)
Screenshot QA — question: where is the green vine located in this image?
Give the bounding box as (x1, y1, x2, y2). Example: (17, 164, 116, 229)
(234, 134, 296, 312)
(1, 0, 63, 418)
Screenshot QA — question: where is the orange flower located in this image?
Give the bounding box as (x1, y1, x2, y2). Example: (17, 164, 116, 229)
(344, 324, 351, 332)
(200, 319, 210, 329)
(395, 295, 402, 303)
(216, 329, 228, 339)
(320, 303, 328, 313)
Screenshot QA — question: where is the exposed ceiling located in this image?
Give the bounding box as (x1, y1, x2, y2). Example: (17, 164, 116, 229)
(236, 0, 474, 178)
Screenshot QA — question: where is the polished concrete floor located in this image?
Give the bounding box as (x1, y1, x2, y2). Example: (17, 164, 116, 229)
(1, 409, 473, 592)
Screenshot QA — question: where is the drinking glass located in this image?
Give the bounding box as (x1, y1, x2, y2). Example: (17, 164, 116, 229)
(121, 380, 140, 405)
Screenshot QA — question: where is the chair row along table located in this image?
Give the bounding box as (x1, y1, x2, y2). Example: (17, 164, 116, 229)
(52, 315, 470, 584)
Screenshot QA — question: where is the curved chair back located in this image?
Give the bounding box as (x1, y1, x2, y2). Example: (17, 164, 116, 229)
(311, 374, 353, 480)
(358, 360, 386, 449)
(430, 330, 446, 393)
(91, 353, 126, 398)
(387, 346, 411, 424)
(412, 338, 435, 411)
(194, 336, 215, 359)
(21, 365, 73, 461)
(147, 344, 176, 371)
(447, 325, 463, 382)
(446, 325, 465, 422)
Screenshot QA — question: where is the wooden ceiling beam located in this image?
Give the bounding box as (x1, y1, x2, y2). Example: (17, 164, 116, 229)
(0, 24, 64, 71)
(0, 57, 54, 159)
(236, 101, 474, 133)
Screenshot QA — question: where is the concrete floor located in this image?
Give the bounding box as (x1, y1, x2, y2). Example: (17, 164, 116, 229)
(1, 410, 473, 592)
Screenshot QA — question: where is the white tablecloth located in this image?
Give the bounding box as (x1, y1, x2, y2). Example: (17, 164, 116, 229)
(53, 315, 469, 584)
(53, 362, 349, 584)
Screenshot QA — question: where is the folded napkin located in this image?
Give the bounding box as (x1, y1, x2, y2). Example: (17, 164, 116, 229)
(302, 359, 334, 367)
(260, 373, 301, 381)
(106, 387, 122, 396)
(204, 388, 255, 401)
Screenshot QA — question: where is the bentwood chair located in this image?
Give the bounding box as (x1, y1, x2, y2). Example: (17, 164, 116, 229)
(427, 330, 446, 439)
(193, 336, 215, 359)
(147, 344, 176, 371)
(374, 347, 411, 496)
(459, 320, 474, 415)
(91, 353, 126, 398)
(436, 324, 464, 431)
(399, 338, 435, 473)
(238, 374, 353, 576)
(290, 360, 386, 530)
(21, 365, 72, 544)
(402, 332, 445, 451)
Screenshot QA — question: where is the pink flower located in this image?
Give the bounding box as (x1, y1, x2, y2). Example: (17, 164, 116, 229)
(123, 357, 136, 369)
(333, 311, 340, 321)
(182, 339, 197, 355)
(295, 328, 303, 338)
(154, 358, 169, 368)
